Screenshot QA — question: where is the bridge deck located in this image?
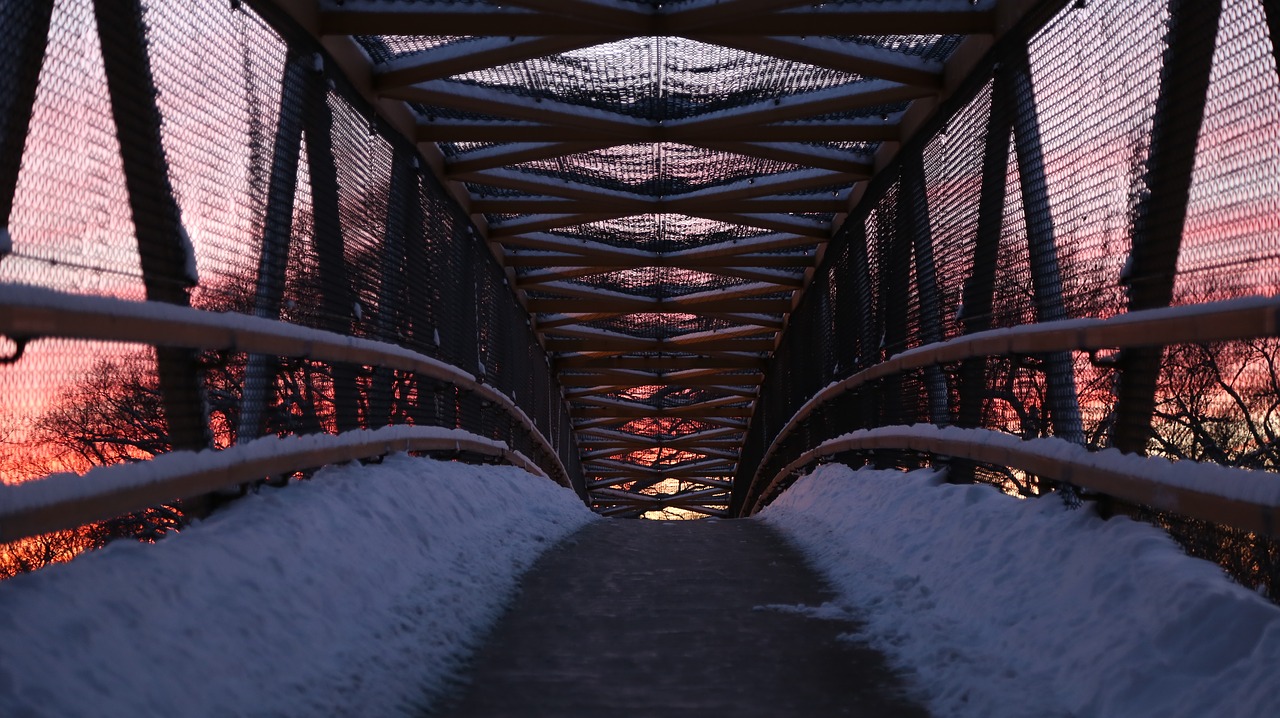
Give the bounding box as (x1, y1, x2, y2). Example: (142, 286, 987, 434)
(433, 518, 928, 717)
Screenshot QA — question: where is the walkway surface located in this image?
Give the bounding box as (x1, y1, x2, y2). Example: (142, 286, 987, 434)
(432, 518, 929, 717)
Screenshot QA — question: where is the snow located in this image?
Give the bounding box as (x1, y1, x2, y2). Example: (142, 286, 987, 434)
(760, 464, 1280, 718)
(0, 424, 542, 521)
(761, 424, 1280, 518)
(0, 454, 596, 717)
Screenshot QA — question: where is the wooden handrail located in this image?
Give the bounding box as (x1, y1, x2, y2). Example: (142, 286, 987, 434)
(0, 426, 543, 544)
(752, 425, 1280, 536)
(0, 284, 571, 488)
(747, 295, 1280, 503)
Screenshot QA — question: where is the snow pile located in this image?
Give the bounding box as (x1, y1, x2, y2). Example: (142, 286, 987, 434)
(0, 455, 595, 717)
(760, 464, 1280, 718)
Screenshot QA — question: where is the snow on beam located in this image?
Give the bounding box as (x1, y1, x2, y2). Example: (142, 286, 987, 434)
(498, 0, 652, 28)
(373, 36, 620, 88)
(699, 2, 998, 35)
(0, 426, 543, 544)
(413, 119, 901, 143)
(504, 250, 812, 270)
(317, 3, 610, 36)
(571, 404, 756, 418)
(444, 142, 616, 176)
(527, 296, 792, 314)
(689, 140, 877, 175)
(673, 167, 863, 204)
(755, 424, 1280, 537)
(499, 232, 656, 258)
(666, 79, 935, 135)
(559, 355, 766, 371)
(558, 372, 764, 387)
(667, 233, 818, 259)
(577, 426, 743, 444)
(534, 312, 628, 330)
(469, 196, 851, 214)
(696, 35, 944, 88)
(671, 280, 797, 304)
(692, 212, 830, 237)
(544, 336, 776, 353)
(448, 167, 645, 203)
(489, 213, 630, 236)
(319, 1, 996, 37)
(382, 79, 648, 136)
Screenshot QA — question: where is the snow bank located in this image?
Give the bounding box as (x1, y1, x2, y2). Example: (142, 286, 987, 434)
(760, 464, 1280, 718)
(0, 455, 596, 717)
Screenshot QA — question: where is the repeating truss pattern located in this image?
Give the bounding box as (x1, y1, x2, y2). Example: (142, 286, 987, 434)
(307, 0, 1033, 517)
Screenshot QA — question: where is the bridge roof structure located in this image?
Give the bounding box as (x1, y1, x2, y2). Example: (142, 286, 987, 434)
(303, 0, 1040, 518)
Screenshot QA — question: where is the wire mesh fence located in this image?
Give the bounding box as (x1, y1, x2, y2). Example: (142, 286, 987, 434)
(0, 0, 582, 577)
(735, 0, 1280, 598)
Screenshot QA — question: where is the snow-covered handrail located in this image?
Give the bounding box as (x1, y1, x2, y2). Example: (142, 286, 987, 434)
(0, 284, 571, 488)
(748, 294, 1280, 503)
(753, 425, 1280, 535)
(0, 425, 543, 544)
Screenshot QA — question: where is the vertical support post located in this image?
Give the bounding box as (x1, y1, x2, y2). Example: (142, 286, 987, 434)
(1112, 0, 1221, 455)
(880, 196, 912, 425)
(901, 153, 950, 426)
(240, 53, 311, 441)
(848, 219, 879, 431)
(367, 145, 416, 428)
(0, 1, 54, 258)
(94, 0, 209, 455)
(302, 72, 361, 434)
(953, 72, 1014, 483)
(1009, 45, 1085, 446)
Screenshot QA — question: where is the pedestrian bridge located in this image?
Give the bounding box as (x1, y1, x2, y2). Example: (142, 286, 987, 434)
(1, 0, 1279, 714)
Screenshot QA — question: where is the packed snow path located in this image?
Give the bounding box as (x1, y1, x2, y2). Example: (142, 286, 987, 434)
(434, 519, 927, 717)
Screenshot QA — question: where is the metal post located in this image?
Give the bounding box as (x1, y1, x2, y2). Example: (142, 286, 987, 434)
(1112, 0, 1222, 455)
(901, 153, 950, 426)
(240, 53, 311, 441)
(368, 145, 416, 427)
(952, 72, 1014, 484)
(1009, 45, 1085, 446)
(94, 0, 210, 455)
(877, 190, 914, 468)
(0, 1, 53, 259)
(302, 72, 361, 434)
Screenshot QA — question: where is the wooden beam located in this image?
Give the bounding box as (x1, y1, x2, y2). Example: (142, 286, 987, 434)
(527, 296, 792, 314)
(489, 213, 627, 236)
(691, 212, 829, 237)
(373, 36, 620, 87)
(383, 79, 647, 135)
(689, 141, 876, 175)
(318, 2, 996, 37)
(557, 355, 767, 370)
(667, 79, 934, 134)
(444, 142, 615, 175)
(545, 337, 775, 352)
(696, 35, 943, 88)
(470, 196, 850, 214)
(503, 252, 813, 268)
(414, 119, 901, 143)
(558, 372, 763, 387)
(572, 405, 755, 418)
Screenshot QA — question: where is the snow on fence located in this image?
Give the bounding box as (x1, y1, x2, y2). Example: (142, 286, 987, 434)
(755, 424, 1280, 536)
(0, 284, 576, 541)
(746, 294, 1280, 532)
(0, 424, 543, 543)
